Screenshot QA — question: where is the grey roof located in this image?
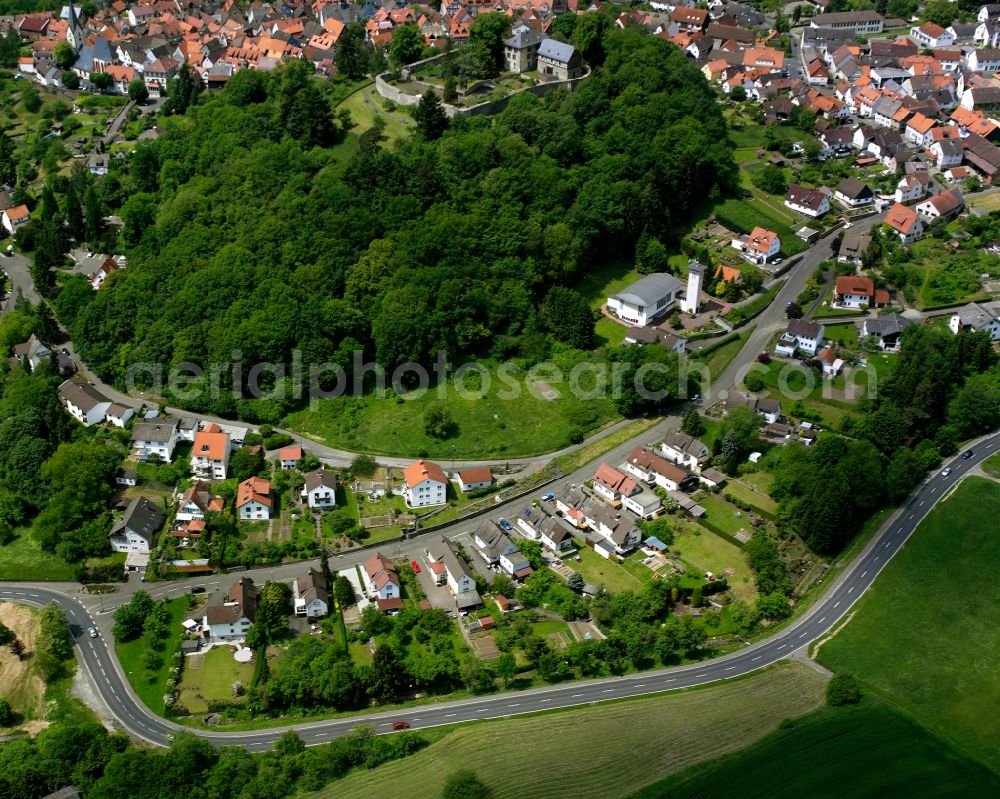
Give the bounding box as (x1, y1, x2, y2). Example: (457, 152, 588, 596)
(427, 534, 472, 582)
(787, 318, 824, 339)
(840, 230, 872, 258)
(860, 313, 910, 338)
(835, 177, 872, 199)
(58, 379, 110, 412)
(304, 469, 338, 491)
(611, 273, 684, 307)
(952, 302, 1000, 329)
(110, 497, 165, 542)
(455, 589, 482, 610)
(132, 417, 179, 442)
(505, 28, 544, 49)
(537, 38, 576, 64)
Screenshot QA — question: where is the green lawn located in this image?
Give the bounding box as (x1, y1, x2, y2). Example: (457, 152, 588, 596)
(905, 239, 995, 310)
(631, 701, 1000, 799)
(336, 83, 411, 147)
(712, 198, 807, 257)
(818, 478, 1000, 770)
(284, 361, 621, 459)
(0, 531, 77, 581)
(306, 663, 828, 799)
(577, 262, 644, 308)
(671, 523, 757, 602)
(348, 640, 373, 665)
(984, 453, 1000, 478)
(696, 493, 753, 538)
(697, 329, 752, 383)
(722, 478, 777, 516)
(594, 316, 630, 348)
(552, 417, 664, 474)
(570, 542, 643, 594)
(823, 322, 860, 348)
(116, 597, 190, 716)
(177, 645, 254, 710)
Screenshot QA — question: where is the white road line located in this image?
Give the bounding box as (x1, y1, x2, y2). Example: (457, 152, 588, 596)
(572, 693, 583, 697)
(819, 617, 826, 623)
(725, 666, 736, 671)
(752, 655, 762, 661)
(507, 704, 519, 708)
(635, 684, 645, 688)
(476, 708, 487, 713)
(540, 699, 551, 703)
(798, 631, 808, 639)
(445, 713, 456, 717)
(602, 689, 614, 693)
(860, 570, 867, 578)
(315, 733, 328, 738)
(834, 601, 841, 608)
(664, 678, 675, 682)
(847, 586, 854, 593)
(884, 542, 890, 549)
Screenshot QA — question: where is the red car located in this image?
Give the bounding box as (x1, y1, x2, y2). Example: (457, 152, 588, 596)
(411, 560, 421, 573)
(392, 721, 410, 730)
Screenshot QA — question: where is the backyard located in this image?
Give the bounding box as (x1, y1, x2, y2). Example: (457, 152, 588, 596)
(570, 541, 643, 594)
(670, 523, 758, 603)
(176, 645, 255, 714)
(899, 238, 995, 310)
(116, 597, 190, 716)
(817, 478, 1000, 771)
(311, 662, 828, 799)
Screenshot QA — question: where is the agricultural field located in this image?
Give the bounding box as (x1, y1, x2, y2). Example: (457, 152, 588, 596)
(308, 663, 828, 799)
(632, 701, 1000, 799)
(818, 478, 1000, 770)
(284, 360, 621, 459)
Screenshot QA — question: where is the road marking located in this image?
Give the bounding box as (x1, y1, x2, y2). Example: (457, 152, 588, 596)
(884, 542, 890, 549)
(476, 708, 487, 713)
(725, 666, 736, 671)
(834, 601, 841, 608)
(695, 673, 707, 678)
(860, 570, 868, 578)
(847, 586, 854, 593)
(572, 693, 583, 697)
(635, 684, 645, 688)
(540, 699, 551, 703)
(507, 704, 519, 708)
(445, 713, 456, 717)
(909, 514, 915, 520)
(752, 655, 762, 661)
(799, 632, 808, 639)
(818, 617, 826, 624)
(602, 688, 614, 693)
(315, 732, 328, 737)
(664, 678, 675, 682)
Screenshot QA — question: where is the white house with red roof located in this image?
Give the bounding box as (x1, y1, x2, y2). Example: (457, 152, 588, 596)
(592, 463, 639, 503)
(403, 460, 447, 508)
(236, 476, 272, 521)
(456, 467, 493, 493)
(190, 423, 230, 480)
(277, 445, 302, 469)
(730, 226, 780, 264)
(915, 189, 964, 222)
(832, 276, 890, 309)
(1, 205, 30, 235)
(884, 202, 924, 244)
(363, 552, 401, 600)
(910, 21, 954, 49)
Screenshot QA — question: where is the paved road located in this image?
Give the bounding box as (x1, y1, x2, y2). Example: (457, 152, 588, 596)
(5, 433, 997, 750)
(0, 251, 39, 311)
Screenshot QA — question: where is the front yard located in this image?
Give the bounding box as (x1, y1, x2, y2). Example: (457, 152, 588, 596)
(177, 645, 255, 714)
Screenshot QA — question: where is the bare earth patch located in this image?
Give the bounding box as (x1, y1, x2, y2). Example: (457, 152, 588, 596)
(0, 603, 46, 725)
(531, 380, 560, 401)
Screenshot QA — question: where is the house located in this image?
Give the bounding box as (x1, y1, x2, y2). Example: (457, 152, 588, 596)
(949, 302, 1000, 340)
(607, 273, 685, 325)
(621, 486, 662, 519)
(473, 519, 517, 564)
(623, 327, 687, 352)
(403, 459, 447, 508)
(536, 39, 583, 81)
(915, 189, 963, 221)
(503, 26, 544, 73)
(277, 445, 302, 469)
(116, 467, 137, 487)
(58, 379, 111, 427)
(363, 552, 401, 600)
(109, 497, 164, 554)
(624, 445, 696, 491)
(810, 10, 883, 34)
(292, 568, 329, 618)
(425, 535, 477, 600)
(961, 87, 1000, 114)
(671, 6, 708, 31)
(730, 226, 780, 264)
(858, 313, 911, 350)
(131, 417, 180, 462)
(832, 276, 889, 309)
(904, 112, 937, 147)
(176, 482, 224, 521)
(200, 577, 257, 643)
(963, 133, 1000, 180)
(838, 230, 872, 265)
(538, 517, 573, 554)
(815, 347, 844, 377)
(930, 138, 964, 169)
(658, 430, 710, 472)
(302, 469, 338, 510)
(592, 463, 640, 504)
(456, 467, 492, 493)
(894, 173, 929, 204)
(909, 22, 954, 49)
(10, 334, 51, 371)
(143, 56, 178, 97)
(968, 48, 1000, 74)
(190, 424, 230, 480)
(775, 319, 825, 356)
(105, 403, 134, 429)
(89, 257, 120, 289)
(236, 476, 272, 521)
(1, 205, 30, 234)
(833, 177, 874, 207)
(582, 501, 643, 555)
(884, 202, 924, 244)
(785, 184, 831, 217)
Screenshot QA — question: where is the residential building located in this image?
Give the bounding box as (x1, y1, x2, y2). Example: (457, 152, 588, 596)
(403, 459, 447, 508)
(592, 463, 640, 504)
(503, 26, 544, 73)
(894, 173, 929, 204)
(277, 445, 302, 469)
(624, 445, 696, 491)
(131, 417, 180, 462)
(909, 22, 954, 49)
(607, 272, 685, 325)
(58, 379, 111, 427)
(293, 568, 329, 618)
(949, 302, 1000, 339)
(833, 177, 874, 207)
(730, 226, 780, 264)
(109, 497, 164, 554)
(143, 56, 178, 97)
(858, 314, 911, 350)
(302, 469, 338, 510)
(785, 184, 831, 217)
(621, 486, 662, 519)
(968, 48, 1000, 73)
(176, 482, 224, 521)
(236, 476, 272, 521)
(537, 517, 573, 554)
(816, 347, 844, 377)
(657, 431, 710, 472)
(963, 133, 1000, 181)
(915, 189, 963, 221)
(456, 467, 493, 493)
(190, 424, 230, 480)
(536, 39, 583, 81)
(581, 500, 643, 555)
(930, 138, 964, 169)
(1, 204, 30, 234)
(363, 552, 401, 600)
(775, 319, 825, 355)
(832, 276, 889, 309)
(425, 535, 478, 607)
(105, 403, 134, 428)
(200, 577, 257, 642)
(837, 231, 872, 265)
(884, 202, 924, 244)
(623, 327, 687, 352)
(9, 334, 51, 371)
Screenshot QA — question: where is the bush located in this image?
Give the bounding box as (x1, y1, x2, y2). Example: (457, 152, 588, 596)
(442, 770, 492, 799)
(826, 673, 862, 706)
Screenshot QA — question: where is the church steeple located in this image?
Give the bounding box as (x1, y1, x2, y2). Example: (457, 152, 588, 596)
(66, 1, 84, 51)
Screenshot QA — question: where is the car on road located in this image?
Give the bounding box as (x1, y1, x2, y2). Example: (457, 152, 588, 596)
(392, 721, 410, 730)
(88, 627, 98, 638)
(772, 257, 782, 265)
(191, 586, 206, 594)
(410, 560, 421, 573)
(498, 518, 512, 531)
(941, 467, 953, 477)
(542, 492, 555, 501)
(962, 450, 975, 459)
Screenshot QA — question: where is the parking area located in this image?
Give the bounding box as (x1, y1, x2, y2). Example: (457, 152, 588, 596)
(452, 532, 496, 586)
(412, 555, 455, 610)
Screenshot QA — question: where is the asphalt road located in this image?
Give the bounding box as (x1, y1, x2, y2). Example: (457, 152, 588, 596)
(5, 433, 997, 750)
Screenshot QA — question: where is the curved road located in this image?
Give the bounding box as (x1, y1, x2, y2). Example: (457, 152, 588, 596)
(5, 431, 997, 750)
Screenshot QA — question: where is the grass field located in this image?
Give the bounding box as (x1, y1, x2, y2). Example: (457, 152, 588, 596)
(284, 361, 621, 459)
(712, 198, 807, 257)
(698, 329, 751, 383)
(336, 84, 411, 147)
(696, 493, 754, 538)
(307, 663, 827, 799)
(818, 478, 1000, 770)
(723, 478, 778, 516)
(984, 453, 1000, 477)
(177, 645, 254, 711)
(116, 597, 190, 716)
(672, 523, 756, 602)
(824, 322, 860, 348)
(0, 603, 47, 725)
(552, 417, 664, 474)
(631, 700, 1000, 799)
(570, 542, 643, 593)
(968, 191, 1000, 213)
(0, 531, 77, 581)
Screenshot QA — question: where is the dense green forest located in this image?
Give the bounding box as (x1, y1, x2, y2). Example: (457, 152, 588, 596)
(66, 28, 736, 420)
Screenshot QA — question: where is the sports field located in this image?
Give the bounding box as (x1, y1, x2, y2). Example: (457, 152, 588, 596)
(308, 663, 827, 799)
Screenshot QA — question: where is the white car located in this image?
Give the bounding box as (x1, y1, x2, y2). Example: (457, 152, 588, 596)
(941, 468, 953, 477)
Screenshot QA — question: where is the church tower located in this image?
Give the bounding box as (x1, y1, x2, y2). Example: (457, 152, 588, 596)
(66, 1, 84, 52)
(681, 259, 703, 314)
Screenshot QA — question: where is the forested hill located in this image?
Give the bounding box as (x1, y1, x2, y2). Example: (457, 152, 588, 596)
(70, 28, 736, 419)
